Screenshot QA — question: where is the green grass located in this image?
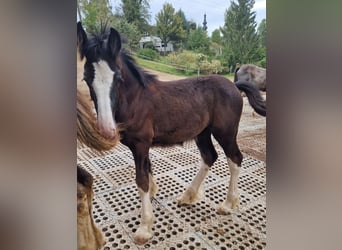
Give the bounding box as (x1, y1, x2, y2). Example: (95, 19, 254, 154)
(134, 56, 235, 80)
(134, 56, 196, 77)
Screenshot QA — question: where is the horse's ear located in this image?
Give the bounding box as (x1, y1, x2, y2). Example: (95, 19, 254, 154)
(77, 22, 87, 59)
(108, 28, 121, 58)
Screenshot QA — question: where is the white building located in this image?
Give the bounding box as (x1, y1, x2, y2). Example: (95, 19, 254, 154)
(139, 36, 174, 52)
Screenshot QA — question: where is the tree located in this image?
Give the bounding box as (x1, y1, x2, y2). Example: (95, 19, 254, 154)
(177, 9, 189, 34)
(156, 3, 186, 54)
(257, 18, 266, 48)
(221, 0, 260, 68)
(110, 16, 141, 50)
(120, 0, 151, 33)
(187, 27, 210, 54)
(211, 29, 222, 45)
(79, 0, 113, 33)
(175, 9, 197, 49)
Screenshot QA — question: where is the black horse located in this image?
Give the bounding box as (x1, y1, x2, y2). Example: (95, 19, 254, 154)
(77, 22, 266, 245)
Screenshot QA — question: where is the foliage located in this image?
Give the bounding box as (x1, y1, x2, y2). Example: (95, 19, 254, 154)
(110, 16, 141, 50)
(211, 29, 222, 45)
(120, 0, 151, 33)
(167, 51, 197, 74)
(167, 51, 223, 75)
(221, 0, 260, 69)
(176, 9, 189, 37)
(186, 27, 210, 54)
(176, 9, 197, 47)
(80, 0, 113, 33)
(78, 0, 141, 50)
(137, 48, 160, 60)
(210, 60, 224, 74)
(257, 18, 266, 48)
(142, 41, 155, 50)
(135, 56, 195, 76)
(156, 3, 186, 54)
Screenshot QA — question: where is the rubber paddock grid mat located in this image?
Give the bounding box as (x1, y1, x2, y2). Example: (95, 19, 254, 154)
(77, 138, 266, 250)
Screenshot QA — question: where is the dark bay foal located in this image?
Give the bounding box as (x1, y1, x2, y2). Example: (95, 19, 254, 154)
(77, 22, 266, 245)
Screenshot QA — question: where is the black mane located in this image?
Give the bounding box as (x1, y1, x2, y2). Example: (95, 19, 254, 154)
(120, 51, 157, 87)
(83, 26, 111, 63)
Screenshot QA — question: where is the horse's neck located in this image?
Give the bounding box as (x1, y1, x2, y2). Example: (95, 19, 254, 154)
(121, 69, 144, 98)
(116, 69, 145, 121)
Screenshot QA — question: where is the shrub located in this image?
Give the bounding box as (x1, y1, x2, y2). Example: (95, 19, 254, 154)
(137, 48, 160, 61)
(210, 60, 223, 74)
(167, 51, 197, 75)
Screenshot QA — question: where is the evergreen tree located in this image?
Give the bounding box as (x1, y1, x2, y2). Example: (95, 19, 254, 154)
(221, 0, 259, 68)
(257, 18, 266, 48)
(187, 27, 210, 54)
(211, 29, 222, 45)
(176, 9, 197, 49)
(177, 9, 189, 34)
(255, 18, 266, 67)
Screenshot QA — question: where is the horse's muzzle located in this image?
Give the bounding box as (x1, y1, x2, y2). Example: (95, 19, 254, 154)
(99, 127, 116, 140)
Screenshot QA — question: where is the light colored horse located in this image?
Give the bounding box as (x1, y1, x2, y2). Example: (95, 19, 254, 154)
(77, 90, 119, 250)
(234, 64, 266, 91)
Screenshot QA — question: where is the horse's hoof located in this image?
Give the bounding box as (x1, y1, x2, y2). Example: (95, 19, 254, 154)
(177, 188, 200, 205)
(217, 197, 239, 215)
(134, 227, 153, 245)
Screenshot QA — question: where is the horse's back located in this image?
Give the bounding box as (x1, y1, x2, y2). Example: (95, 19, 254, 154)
(149, 75, 243, 145)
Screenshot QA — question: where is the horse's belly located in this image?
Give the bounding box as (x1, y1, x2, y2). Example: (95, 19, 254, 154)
(152, 123, 206, 146)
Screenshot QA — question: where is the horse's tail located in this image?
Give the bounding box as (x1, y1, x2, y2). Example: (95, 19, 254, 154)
(77, 91, 120, 153)
(234, 67, 240, 82)
(235, 80, 266, 117)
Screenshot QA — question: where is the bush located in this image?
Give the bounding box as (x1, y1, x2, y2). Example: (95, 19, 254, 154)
(167, 51, 197, 75)
(166, 51, 224, 75)
(143, 41, 155, 50)
(199, 60, 223, 74)
(210, 60, 223, 74)
(258, 58, 266, 68)
(137, 48, 160, 61)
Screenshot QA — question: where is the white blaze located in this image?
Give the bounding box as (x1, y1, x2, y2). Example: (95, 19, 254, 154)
(92, 60, 116, 138)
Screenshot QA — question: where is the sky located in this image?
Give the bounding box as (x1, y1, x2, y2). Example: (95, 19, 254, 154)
(110, 0, 266, 35)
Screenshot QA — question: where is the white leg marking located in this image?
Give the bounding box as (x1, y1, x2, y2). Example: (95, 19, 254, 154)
(217, 158, 241, 214)
(134, 188, 153, 245)
(149, 174, 158, 197)
(178, 160, 209, 205)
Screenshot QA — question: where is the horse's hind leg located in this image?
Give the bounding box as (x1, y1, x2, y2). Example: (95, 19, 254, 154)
(214, 134, 243, 214)
(178, 128, 218, 205)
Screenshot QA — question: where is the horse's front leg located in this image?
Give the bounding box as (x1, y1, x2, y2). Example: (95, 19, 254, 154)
(130, 143, 157, 245)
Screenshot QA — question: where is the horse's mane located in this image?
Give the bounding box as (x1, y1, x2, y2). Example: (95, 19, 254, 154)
(77, 90, 119, 153)
(83, 25, 110, 62)
(120, 51, 157, 87)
